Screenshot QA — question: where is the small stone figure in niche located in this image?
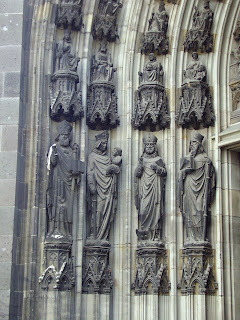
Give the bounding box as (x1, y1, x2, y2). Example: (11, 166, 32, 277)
(176, 52, 215, 129)
(132, 53, 170, 130)
(183, 1, 214, 53)
(91, 40, 116, 82)
(139, 53, 164, 83)
(87, 131, 121, 241)
(92, 0, 123, 42)
(135, 133, 167, 241)
(55, 29, 80, 72)
(46, 120, 84, 238)
(183, 52, 207, 84)
(178, 132, 216, 243)
(141, 1, 169, 55)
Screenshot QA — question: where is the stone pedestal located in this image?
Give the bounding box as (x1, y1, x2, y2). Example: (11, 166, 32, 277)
(178, 242, 217, 296)
(39, 238, 74, 291)
(132, 83, 170, 131)
(50, 71, 83, 122)
(176, 81, 215, 129)
(87, 82, 119, 130)
(82, 240, 113, 294)
(132, 242, 170, 295)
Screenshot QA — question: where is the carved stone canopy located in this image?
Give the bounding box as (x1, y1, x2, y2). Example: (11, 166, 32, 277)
(92, 0, 123, 42)
(50, 30, 83, 121)
(87, 41, 119, 129)
(132, 54, 170, 130)
(132, 243, 170, 295)
(140, 1, 169, 55)
(233, 21, 240, 42)
(56, 0, 84, 31)
(178, 243, 218, 295)
(176, 53, 215, 129)
(183, 1, 214, 53)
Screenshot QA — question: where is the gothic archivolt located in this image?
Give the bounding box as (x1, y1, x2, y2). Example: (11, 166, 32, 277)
(14, 0, 240, 319)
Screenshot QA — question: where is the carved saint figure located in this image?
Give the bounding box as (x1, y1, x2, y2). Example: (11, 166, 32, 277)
(104, 0, 123, 17)
(178, 132, 216, 242)
(55, 29, 80, 72)
(135, 133, 167, 241)
(183, 52, 207, 83)
(193, 1, 213, 32)
(148, 1, 168, 34)
(87, 131, 121, 240)
(139, 53, 164, 83)
(46, 120, 83, 238)
(91, 41, 116, 82)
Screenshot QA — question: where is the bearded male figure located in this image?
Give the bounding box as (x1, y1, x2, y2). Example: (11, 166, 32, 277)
(135, 133, 167, 241)
(46, 120, 83, 238)
(87, 131, 121, 241)
(178, 132, 216, 242)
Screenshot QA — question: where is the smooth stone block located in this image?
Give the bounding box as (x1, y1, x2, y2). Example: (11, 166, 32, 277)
(0, 14, 23, 46)
(0, 98, 19, 124)
(4, 72, 20, 97)
(0, 179, 16, 205)
(0, 151, 17, 179)
(0, 206, 14, 235)
(0, 46, 22, 72)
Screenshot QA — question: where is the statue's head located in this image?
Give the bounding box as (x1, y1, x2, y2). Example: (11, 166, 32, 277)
(192, 52, 199, 60)
(143, 133, 158, 155)
(112, 147, 122, 157)
(56, 120, 72, 147)
(203, 1, 210, 9)
(189, 131, 204, 156)
(149, 53, 156, 62)
(158, 1, 165, 12)
(94, 131, 109, 152)
(63, 29, 71, 42)
(99, 39, 107, 54)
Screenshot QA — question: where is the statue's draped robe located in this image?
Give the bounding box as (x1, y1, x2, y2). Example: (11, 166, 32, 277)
(179, 152, 216, 241)
(87, 151, 118, 240)
(47, 145, 74, 236)
(135, 156, 166, 236)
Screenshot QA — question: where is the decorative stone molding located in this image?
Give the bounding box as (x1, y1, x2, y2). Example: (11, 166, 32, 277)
(176, 53, 215, 129)
(183, 1, 214, 53)
(56, 0, 83, 31)
(132, 54, 170, 130)
(87, 41, 119, 129)
(39, 241, 75, 291)
(92, 0, 123, 42)
(140, 1, 169, 55)
(82, 241, 113, 294)
(50, 30, 83, 122)
(132, 242, 170, 295)
(178, 243, 218, 295)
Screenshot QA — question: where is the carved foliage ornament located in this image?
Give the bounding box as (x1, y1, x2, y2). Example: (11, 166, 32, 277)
(176, 53, 215, 129)
(87, 41, 119, 129)
(183, 1, 214, 53)
(50, 30, 83, 121)
(92, 0, 123, 42)
(132, 54, 170, 130)
(141, 1, 169, 55)
(56, 0, 84, 31)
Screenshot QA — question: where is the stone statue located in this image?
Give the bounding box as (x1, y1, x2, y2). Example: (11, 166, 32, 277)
(183, 1, 214, 53)
(178, 132, 216, 242)
(92, 0, 123, 41)
(87, 131, 122, 240)
(55, 29, 80, 72)
(139, 53, 164, 84)
(91, 40, 116, 82)
(149, 1, 168, 35)
(135, 133, 167, 241)
(46, 120, 84, 238)
(183, 52, 207, 83)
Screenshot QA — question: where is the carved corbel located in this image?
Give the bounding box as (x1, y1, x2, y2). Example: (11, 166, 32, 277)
(56, 0, 84, 31)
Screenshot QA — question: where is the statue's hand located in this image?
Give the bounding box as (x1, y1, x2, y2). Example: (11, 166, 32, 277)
(72, 143, 79, 151)
(151, 163, 158, 171)
(184, 167, 194, 174)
